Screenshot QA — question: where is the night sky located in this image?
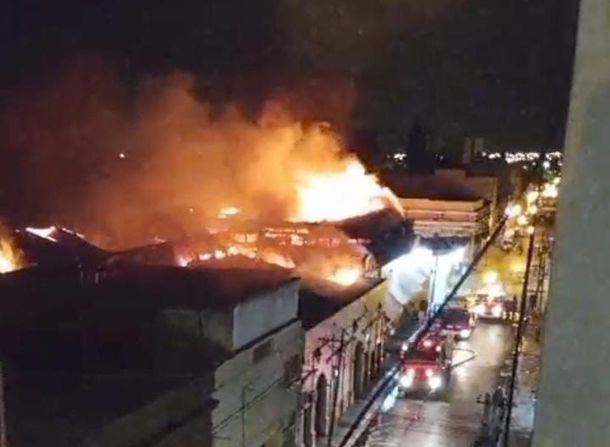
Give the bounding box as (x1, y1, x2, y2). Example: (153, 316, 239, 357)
(1, 0, 578, 155)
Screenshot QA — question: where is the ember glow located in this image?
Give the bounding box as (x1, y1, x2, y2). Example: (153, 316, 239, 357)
(218, 206, 241, 219)
(190, 222, 369, 286)
(293, 159, 399, 222)
(329, 266, 363, 286)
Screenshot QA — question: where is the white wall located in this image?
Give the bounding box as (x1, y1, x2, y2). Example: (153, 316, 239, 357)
(232, 280, 300, 350)
(213, 321, 304, 447)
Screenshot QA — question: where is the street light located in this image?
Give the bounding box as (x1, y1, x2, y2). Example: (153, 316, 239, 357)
(527, 226, 535, 235)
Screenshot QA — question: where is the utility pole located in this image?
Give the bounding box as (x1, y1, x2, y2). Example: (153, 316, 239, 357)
(503, 227, 536, 446)
(327, 328, 345, 447)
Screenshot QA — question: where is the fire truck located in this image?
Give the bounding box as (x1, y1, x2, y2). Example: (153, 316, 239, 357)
(399, 335, 453, 397)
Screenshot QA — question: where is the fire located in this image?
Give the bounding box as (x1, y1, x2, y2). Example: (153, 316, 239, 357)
(292, 159, 400, 222)
(218, 207, 241, 219)
(260, 250, 296, 269)
(328, 266, 363, 286)
(0, 233, 25, 274)
(191, 222, 367, 286)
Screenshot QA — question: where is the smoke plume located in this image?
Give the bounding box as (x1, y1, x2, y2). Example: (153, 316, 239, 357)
(0, 57, 371, 250)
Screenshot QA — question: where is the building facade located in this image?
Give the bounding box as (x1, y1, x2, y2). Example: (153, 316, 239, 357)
(297, 279, 393, 447)
(0, 265, 304, 447)
(399, 197, 491, 241)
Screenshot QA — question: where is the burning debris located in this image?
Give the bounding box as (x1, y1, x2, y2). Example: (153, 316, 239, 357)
(185, 218, 374, 287)
(0, 62, 412, 286)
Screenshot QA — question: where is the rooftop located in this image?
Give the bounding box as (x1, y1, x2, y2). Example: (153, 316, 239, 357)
(382, 170, 495, 202)
(0, 263, 296, 373)
(299, 276, 383, 329)
(0, 262, 295, 310)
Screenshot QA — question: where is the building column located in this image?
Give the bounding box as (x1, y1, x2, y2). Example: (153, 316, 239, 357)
(533, 0, 610, 445)
(302, 394, 314, 447)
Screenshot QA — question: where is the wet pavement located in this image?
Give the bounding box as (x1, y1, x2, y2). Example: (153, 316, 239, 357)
(368, 322, 512, 447)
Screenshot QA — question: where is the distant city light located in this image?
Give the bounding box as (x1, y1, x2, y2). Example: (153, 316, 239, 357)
(119, 152, 126, 159)
(483, 150, 563, 165)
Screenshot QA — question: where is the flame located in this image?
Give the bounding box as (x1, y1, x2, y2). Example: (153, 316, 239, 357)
(191, 223, 366, 286)
(292, 159, 400, 222)
(218, 206, 241, 219)
(0, 234, 25, 274)
(260, 250, 296, 269)
(328, 266, 363, 286)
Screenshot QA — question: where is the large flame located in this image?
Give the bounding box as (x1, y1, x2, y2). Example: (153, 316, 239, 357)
(2, 67, 400, 249)
(0, 232, 25, 274)
(293, 159, 399, 222)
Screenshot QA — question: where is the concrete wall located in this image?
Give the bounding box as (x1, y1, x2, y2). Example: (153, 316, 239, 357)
(160, 280, 300, 353)
(533, 0, 610, 445)
(82, 376, 215, 447)
(212, 321, 304, 447)
(233, 280, 300, 350)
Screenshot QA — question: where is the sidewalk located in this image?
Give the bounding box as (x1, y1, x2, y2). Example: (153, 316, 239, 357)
(329, 312, 421, 447)
(509, 319, 541, 446)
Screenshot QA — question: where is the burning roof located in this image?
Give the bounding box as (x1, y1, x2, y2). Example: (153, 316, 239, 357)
(0, 262, 296, 375)
(3, 67, 404, 250)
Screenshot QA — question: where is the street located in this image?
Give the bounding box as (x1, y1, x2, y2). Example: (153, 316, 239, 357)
(370, 322, 512, 447)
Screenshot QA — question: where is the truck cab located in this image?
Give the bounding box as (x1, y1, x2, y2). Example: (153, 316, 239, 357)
(399, 343, 452, 396)
(434, 308, 476, 339)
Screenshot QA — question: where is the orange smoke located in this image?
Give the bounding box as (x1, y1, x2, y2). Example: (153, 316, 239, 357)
(1, 61, 398, 250)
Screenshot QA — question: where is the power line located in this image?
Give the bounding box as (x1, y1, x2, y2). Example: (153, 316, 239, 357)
(502, 228, 535, 447)
(338, 216, 508, 447)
